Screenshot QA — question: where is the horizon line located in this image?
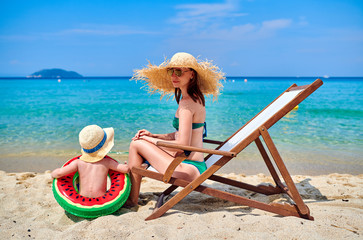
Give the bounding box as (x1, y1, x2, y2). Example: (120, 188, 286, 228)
(0, 76, 363, 79)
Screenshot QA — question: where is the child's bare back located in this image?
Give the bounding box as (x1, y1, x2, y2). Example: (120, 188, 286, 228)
(77, 157, 129, 197)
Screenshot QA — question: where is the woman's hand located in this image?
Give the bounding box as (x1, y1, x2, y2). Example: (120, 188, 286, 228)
(138, 135, 158, 145)
(132, 129, 152, 141)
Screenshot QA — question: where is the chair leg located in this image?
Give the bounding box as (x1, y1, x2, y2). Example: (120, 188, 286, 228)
(146, 182, 196, 220)
(154, 185, 178, 210)
(208, 174, 283, 195)
(192, 183, 312, 219)
(150, 178, 312, 220)
(145, 157, 231, 220)
(259, 126, 309, 215)
(255, 138, 284, 188)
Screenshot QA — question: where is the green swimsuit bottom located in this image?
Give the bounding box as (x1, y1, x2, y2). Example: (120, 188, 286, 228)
(182, 159, 207, 174)
(173, 117, 207, 174)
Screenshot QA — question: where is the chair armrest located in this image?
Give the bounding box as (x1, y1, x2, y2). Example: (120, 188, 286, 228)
(203, 139, 224, 145)
(157, 141, 237, 183)
(156, 141, 237, 157)
(162, 153, 189, 183)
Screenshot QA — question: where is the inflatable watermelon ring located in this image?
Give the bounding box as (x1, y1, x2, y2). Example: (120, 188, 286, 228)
(52, 155, 131, 218)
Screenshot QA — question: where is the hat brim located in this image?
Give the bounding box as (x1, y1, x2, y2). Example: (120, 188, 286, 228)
(132, 56, 225, 99)
(79, 127, 114, 163)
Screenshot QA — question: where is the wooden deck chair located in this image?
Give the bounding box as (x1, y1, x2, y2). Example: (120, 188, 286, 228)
(132, 79, 323, 221)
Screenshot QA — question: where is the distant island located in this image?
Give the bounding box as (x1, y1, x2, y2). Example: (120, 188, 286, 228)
(27, 68, 83, 79)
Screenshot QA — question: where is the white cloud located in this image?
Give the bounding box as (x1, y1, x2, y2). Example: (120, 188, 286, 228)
(169, 1, 291, 41)
(197, 23, 255, 40)
(258, 19, 292, 36)
(0, 24, 157, 41)
(54, 24, 157, 36)
(186, 19, 291, 41)
(171, 0, 246, 28)
(261, 19, 292, 31)
(175, 0, 243, 20)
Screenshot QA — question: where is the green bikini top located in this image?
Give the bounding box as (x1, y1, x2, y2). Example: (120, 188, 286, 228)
(173, 117, 207, 138)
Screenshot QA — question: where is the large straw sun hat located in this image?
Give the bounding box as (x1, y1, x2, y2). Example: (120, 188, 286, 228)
(79, 125, 114, 163)
(132, 52, 225, 99)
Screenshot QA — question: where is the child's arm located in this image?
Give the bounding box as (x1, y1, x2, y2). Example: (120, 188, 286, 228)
(107, 160, 130, 174)
(51, 160, 78, 178)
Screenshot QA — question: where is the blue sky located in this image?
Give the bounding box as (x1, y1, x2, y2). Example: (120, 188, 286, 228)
(1, 0, 362, 77)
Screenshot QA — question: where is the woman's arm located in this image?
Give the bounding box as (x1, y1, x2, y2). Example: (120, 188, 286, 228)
(133, 129, 176, 141)
(140, 102, 194, 147)
(152, 132, 176, 140)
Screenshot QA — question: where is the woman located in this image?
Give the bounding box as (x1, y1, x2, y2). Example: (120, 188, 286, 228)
(127, 52, 225, 206)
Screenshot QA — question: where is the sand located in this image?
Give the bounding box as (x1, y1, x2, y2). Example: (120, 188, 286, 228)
(0, 171, 362, 239)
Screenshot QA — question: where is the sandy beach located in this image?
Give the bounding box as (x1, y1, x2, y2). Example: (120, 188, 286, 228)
(0, 170, 362, 239)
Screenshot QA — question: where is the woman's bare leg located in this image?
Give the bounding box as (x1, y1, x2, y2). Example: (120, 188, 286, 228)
(126, 139, 200, 206)
(126, 140, 145, 206)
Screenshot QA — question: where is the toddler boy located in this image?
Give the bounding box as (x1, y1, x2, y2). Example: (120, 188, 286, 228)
(51, 125, 129, 198)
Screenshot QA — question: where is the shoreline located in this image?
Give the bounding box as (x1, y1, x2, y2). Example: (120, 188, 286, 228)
(0, 171, 362, 239)
(1, 154, 362, 176)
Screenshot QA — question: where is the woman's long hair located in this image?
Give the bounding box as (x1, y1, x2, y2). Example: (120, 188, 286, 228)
(175, 69, 205, 106)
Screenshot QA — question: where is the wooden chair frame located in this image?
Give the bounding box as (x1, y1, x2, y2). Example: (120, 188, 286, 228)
(132, 79, 323, 221)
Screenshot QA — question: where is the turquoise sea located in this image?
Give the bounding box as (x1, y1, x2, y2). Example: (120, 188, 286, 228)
(0, 77, 362, 174)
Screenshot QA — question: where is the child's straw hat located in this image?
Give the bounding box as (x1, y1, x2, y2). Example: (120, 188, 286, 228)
(79, 125, 114, 163)
(132, 52, 225, 99)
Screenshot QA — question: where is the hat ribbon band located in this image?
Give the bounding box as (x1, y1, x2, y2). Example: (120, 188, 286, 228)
(82, 130, 107, 154)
